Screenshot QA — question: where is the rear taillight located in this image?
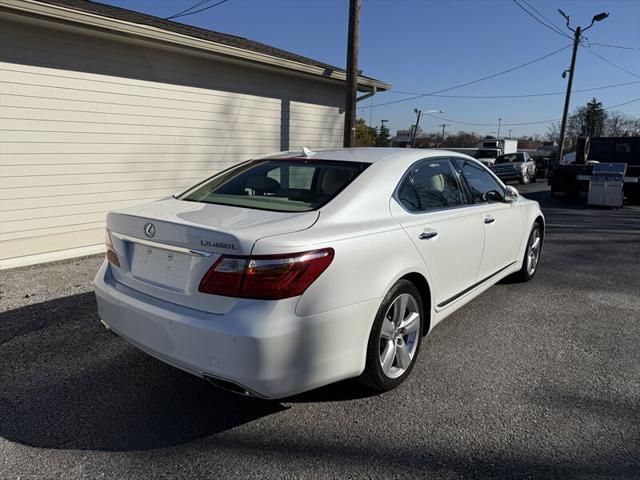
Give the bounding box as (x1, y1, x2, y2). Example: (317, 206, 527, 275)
(105, 229, 120, 268)
(199, 248, 334, 300)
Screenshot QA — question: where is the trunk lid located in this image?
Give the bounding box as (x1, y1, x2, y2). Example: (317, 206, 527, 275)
(106, 198, 318, 313)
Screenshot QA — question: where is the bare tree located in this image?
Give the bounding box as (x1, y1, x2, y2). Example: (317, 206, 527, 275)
(546, 121, 561, 145)
(441, 131, 480, 148)
(606, 111, 640, 136)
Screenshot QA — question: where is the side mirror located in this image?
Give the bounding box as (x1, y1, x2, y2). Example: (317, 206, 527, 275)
(485, 190, 503, 202)
(504, 185, 519, 203)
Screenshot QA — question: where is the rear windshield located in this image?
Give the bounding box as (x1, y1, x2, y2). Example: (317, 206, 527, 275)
(179, 159, 370, 212)
(495, 154, 519, 164)
(476, 149, 498, 158)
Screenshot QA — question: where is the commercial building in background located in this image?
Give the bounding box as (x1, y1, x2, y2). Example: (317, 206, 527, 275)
(0, 0, 390, 269)
(393, 127, 422, 147)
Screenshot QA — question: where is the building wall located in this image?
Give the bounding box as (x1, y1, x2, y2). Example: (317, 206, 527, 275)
(0, 14, 345, 268)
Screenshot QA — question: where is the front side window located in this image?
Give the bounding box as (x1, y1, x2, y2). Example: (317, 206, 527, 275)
(397, 158, 466, 212)
(454, 158, 504, 203)
(180, 159, 369, 212)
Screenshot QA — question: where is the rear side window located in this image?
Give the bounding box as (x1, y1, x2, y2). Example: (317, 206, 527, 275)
(454, 158, 504, 203)
(179, 159, 369, 212)
(397, 158, 465, 212)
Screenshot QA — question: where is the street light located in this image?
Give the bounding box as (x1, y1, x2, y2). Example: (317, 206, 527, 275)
(378, 119, 388, 147)
(556, 9, 609, 164)
(558, 9, 570, 27)
(589, 12, 609, 26)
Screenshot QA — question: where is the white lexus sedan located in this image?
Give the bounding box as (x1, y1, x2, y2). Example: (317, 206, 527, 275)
(94, 148, 544, 399)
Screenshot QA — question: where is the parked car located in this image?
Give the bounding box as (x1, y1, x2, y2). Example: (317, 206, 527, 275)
(490, 152, 537, 184)
(94, 148, 544, 399)
(475, 139, 518, 166)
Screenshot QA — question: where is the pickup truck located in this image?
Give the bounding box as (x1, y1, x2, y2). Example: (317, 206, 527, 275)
(489, 152, 537, 184)
(475, 139, 518, 166)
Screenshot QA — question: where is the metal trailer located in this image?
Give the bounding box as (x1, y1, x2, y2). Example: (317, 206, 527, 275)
(549, 137, 640, 204)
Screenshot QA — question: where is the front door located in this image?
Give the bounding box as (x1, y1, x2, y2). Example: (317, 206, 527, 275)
(453, 158, 524, 280)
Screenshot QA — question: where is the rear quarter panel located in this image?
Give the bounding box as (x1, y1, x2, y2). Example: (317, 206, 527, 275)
(252, 220, 431, 318)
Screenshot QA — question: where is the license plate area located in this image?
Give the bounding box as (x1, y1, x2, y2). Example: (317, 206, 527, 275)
(130, 243, 192, 291)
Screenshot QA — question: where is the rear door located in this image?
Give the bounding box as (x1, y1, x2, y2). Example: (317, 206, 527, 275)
(390, 157, 484, 308)
(453, 158, 524, 280)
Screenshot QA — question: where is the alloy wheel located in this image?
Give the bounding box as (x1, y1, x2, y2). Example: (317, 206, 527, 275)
(378, 293, 420, 379)
(526, 228, 541, 275)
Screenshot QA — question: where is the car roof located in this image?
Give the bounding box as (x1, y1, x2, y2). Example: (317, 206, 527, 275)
(260, 147, 474, 164)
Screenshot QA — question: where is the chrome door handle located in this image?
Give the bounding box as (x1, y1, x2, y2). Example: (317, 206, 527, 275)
(419, 231, 438, 240)
(484, 216, 495, 224)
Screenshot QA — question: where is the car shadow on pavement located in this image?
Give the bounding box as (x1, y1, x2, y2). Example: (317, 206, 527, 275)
(0, 292, 288, 451)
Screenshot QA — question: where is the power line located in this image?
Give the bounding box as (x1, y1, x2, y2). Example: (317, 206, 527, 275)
(582, 46, 640, 78)
(166, 0, 210, 20)
(384, 80, 640, 99)
(589, 42, 640, 52)
(362, 45, 571, 109)
(520, 0, 568, 36)
(606, 97, 640, 110)
(420, 97, 640, 128)
(166, 0, 229, 21)
(512, 0, 571, 39)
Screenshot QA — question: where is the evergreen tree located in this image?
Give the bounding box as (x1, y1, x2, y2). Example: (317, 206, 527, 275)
(582, 97, 607, 137)
(376, 124, 391, 147)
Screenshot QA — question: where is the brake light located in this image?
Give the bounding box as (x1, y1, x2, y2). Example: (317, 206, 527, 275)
(199, 248, 334, 300)
(105, 229, 120, 268)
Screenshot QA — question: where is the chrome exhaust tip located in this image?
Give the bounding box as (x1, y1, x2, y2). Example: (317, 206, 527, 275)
(203, 374, 258, 398)
(100, 319, 118, 337)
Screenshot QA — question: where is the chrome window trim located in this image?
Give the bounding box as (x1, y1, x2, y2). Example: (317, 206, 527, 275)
(112, 232, 213, 257)
(452, 156, 508, 200)
(393, 155, 506, 215)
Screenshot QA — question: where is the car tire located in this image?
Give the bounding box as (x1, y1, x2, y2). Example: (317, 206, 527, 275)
(359, 280, 424, 393)
(510, 223, 543, 282)
(519, 172, 530, 185)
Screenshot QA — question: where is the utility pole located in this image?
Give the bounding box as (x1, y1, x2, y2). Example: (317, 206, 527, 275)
(556, 9, 609, 164)
(411, 109, 422, 148)
(557, 26, 580, 164)
(497, 118, 502, 139)
(343, 0, 361, 147)
(379, 119, 388, 146)
(439, 123, 449, 147)
(508, 128, 513, 138)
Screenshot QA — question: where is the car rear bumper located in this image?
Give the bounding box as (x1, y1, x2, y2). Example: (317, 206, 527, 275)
(94, 260, 380, 399)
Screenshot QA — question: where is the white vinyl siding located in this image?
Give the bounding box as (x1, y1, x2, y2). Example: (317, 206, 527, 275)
(0, 15, 345, 267)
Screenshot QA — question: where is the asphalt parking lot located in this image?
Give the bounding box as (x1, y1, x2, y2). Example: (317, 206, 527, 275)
(1, 183, 639, 479)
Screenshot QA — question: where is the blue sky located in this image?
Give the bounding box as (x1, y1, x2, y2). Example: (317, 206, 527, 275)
(103, 0, 639, 138)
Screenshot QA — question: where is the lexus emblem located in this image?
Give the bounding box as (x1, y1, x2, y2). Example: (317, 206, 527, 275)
(143, 223, 156, 238)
